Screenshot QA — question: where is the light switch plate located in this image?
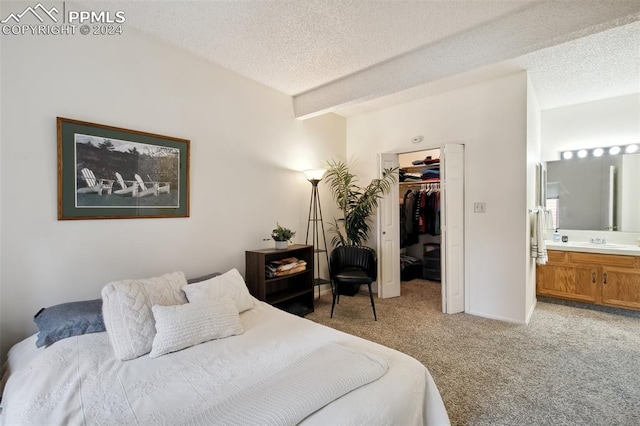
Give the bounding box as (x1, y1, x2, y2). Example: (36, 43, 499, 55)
(474, 202, 486, 213)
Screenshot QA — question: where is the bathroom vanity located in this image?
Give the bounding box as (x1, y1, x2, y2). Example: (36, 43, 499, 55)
(537, 242, 640, 311)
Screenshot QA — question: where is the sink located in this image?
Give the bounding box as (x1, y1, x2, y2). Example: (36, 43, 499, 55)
(568, 242, 627, 248)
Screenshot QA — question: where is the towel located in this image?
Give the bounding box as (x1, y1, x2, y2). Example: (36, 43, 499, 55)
(275, 263, 307, 277)
(266, 260, 308, 278)
(531, 207, 550, 265)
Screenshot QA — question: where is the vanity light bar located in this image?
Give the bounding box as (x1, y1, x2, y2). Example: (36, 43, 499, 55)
(561, 143, 639, 160)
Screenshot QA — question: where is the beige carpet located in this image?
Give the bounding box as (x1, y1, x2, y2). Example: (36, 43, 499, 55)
(306, 280, 640, 426)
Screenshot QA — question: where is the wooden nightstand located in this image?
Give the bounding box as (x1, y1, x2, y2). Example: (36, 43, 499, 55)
(245, 244, 314, 316)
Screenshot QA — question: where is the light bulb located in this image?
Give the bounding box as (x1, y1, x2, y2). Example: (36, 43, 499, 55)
(609, 146, 621, 155)
(593, 148, 604, 157)
(577, 149, 588, 158)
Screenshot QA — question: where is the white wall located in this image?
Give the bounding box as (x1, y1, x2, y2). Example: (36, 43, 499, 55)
(526, 76, 542, 322)
(541, 93, 640, 162)
(0, 28, 345, 359)
(346, 72, 530, 323)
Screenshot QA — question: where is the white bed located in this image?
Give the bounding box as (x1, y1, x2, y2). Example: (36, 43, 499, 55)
(1, 297, 449, 425)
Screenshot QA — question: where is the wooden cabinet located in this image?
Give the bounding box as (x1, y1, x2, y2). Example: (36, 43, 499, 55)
(537, 250, 640, 311)
(245, 244, 314, 316)
(601, 266, 640, 310)
(537, 262, 598, 303)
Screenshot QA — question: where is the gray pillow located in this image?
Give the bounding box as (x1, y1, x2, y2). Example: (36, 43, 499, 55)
(34, 299, 105, 347)
(187, 272, 221, 284)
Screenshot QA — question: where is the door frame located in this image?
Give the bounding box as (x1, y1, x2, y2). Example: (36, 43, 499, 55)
(376, 142, 467, 314)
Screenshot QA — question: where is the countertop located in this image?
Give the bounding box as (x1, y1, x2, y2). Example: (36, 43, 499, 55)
(545, 240, 640, 256)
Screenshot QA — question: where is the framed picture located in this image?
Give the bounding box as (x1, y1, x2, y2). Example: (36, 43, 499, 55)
(57, 117, 190, 220)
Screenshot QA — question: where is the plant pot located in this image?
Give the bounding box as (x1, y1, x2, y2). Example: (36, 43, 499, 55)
(274, 241, 288, 250)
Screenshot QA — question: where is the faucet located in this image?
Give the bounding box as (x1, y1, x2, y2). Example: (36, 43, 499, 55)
(589, 237, 607, 244)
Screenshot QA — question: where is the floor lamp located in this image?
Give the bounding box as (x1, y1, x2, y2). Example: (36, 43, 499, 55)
(303, 169, 330, 299)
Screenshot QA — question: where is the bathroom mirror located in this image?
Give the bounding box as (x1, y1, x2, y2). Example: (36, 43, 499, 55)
(546, 152, 640, 232)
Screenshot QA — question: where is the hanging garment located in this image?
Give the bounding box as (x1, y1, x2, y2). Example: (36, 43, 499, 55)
(416, 189, 440, 236)
(434, 191, 441, 235)
(402, 190, 418, 246)
(418, 190, 427, 233)
(402, 188, 442, 240)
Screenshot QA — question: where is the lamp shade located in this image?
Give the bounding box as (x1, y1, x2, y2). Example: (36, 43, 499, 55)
(302, 168, 326, 181)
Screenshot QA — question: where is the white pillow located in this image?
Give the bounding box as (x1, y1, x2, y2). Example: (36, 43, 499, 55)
(182, 268, 254, 313)
(102, 271, 188, 361)
(149, 297, 244, 358)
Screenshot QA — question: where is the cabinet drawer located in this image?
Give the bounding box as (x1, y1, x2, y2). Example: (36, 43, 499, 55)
(568, 252, 637, 268)
(547, 250, 566, 263)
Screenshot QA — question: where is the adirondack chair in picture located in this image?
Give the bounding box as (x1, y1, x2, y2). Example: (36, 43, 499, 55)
(77, 168, 113, 195)
(133, 174, 170, 197)
(113, 172, 138, 196)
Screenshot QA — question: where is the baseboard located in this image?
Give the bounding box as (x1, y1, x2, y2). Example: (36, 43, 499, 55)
(525, 299, 537, 324)
(315, 285, 332, 298)
(465, 309, 528, 325)
(538, 296, 640, 318)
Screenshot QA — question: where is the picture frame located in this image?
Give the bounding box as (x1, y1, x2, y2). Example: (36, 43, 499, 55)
(57, 117, 190, 220)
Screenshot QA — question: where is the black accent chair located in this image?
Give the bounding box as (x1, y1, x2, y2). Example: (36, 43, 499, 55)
(329, 246, 378, 321)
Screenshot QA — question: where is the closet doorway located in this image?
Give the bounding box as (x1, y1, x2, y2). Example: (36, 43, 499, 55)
(377, 143, 465, 314)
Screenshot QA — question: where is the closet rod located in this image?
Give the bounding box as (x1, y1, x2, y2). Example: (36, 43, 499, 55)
(400, 182, 440, 188)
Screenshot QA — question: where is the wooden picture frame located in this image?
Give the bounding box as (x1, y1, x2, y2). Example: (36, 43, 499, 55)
(57, 117, 190, 220)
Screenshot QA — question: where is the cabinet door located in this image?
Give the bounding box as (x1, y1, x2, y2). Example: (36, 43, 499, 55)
(601, 267, 640, 310)
(537, 264, 598, 303)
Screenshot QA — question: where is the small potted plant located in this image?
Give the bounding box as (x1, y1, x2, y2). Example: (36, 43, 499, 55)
(272, 223, 296, 249)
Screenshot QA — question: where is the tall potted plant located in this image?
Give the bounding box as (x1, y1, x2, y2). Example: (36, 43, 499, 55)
(324, 160, 398, 247)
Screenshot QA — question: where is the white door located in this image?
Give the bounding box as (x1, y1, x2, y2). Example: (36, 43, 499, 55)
(442, 143, 465, 313)
(377, 153, 400, 298)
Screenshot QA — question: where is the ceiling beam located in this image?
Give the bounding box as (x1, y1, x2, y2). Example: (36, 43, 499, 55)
(293, 1, 640, 119)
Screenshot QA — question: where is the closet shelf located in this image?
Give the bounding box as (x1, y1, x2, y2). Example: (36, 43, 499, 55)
(400, 179, 440, 186)
(401, 164, 440, 173)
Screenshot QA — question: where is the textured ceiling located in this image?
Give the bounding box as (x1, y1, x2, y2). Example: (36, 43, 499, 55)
(111, 0, 534, 95)
(337, 19, 640, 116)
(89, 1, 640, 117)
(517, 20, 640, 110)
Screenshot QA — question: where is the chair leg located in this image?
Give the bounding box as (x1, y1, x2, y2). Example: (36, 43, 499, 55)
(367, 283, 377, 321)
(331, 288, 338, 318)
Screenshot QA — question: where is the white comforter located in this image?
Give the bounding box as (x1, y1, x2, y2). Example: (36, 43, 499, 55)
(1, 300, 449, 425)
